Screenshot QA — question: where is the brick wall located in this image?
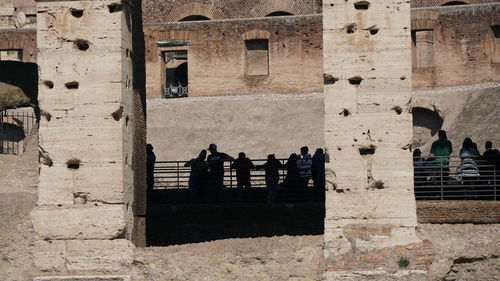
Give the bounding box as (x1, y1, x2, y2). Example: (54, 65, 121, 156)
(412, 4, 500, 90)
(142, 0, 320, 24)
(144, 15, 323, 98)
(417, 201, 500, 223)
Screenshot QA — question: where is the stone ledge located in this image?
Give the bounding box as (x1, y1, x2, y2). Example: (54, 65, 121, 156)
(34, 276, 131, 281)
(31, 205, 126, 240)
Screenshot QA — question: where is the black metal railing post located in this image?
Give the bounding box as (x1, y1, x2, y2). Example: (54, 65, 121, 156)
(440, 162, 444, 200)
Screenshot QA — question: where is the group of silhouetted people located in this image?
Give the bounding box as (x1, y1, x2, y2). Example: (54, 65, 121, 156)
(413, 130, 500, 199)
(177, 144, 326, 203)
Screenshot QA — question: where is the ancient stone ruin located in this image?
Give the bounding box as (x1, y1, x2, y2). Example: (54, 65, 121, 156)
(0, 0, 498, 280)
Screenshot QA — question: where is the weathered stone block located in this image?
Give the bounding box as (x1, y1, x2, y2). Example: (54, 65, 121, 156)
(31, 205, 126, 240)
(34, 276, 131, 281)
(65, 240, 133, 273)
(34, 240, 66, 272)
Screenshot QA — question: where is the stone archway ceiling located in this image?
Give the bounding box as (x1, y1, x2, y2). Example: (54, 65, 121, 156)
(411, 0, 496, 8)
(167, 2, 229, 22)
(249, 0, 312, 18)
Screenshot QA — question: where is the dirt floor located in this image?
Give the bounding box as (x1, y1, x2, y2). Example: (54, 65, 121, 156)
(147, 93, 325, 161)
(0, 126, 38, 281)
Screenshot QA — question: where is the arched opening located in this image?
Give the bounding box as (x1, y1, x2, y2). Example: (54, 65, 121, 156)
(441, 1, 468, 5)
(412, 107, 444, 147)
(265, 11, 294, 17)
(179, 15, 210, 22)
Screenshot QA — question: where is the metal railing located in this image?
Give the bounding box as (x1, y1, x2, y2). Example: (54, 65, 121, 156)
(154, 156, 499, 201)
(0, 109, 36, 155)
(414, 156, 498, 200)
(163, 83, 188, 98)
(154, 158, 308, 189)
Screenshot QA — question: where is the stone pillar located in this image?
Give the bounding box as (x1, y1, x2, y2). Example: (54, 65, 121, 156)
(32, 0, 146, 278)
(323, 0, 432, 279)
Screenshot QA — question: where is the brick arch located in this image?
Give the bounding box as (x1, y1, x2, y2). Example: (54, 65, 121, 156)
(242, 30, 271, 40)
(248, 0, 312, 18)
(165, 2, 228, 22)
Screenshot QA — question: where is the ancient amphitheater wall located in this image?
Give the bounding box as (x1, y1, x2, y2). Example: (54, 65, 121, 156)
(144, 15, 323, 98)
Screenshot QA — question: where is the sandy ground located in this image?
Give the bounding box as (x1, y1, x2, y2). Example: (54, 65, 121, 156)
(0, 126, 38, 281)
(147, 93, 325, 161)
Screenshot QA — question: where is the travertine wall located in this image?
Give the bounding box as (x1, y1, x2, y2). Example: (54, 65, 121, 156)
(412, 4, 500, 90)
(323, 0, 427, 278)
(142, 0, 320, 23)
(32, 0, 145, 278)
(144, 15, 323, 98)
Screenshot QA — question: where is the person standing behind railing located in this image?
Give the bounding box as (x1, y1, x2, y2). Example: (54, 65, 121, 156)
(312, 148, 326, 190)
(185, 150, 208, 202)
(257, 154, 284, 204)
(457, 138, 480, 199)
(146, 144, 156, 194)
(297, 146, 313, 188)
(430, 130, 453, 184)
(481, 141, 500, 200)
(207, 144, 234, 191)
(231, 152, 255, 189)
(284, 153, 300, 189)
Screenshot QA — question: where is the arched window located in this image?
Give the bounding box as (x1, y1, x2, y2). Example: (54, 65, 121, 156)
(265, 11, 294, 17)
(441, 1, 468, 6)
(179, 15, 210, 22)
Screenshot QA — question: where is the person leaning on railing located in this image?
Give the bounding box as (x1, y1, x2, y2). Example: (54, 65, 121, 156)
(430, 130, 453, 182)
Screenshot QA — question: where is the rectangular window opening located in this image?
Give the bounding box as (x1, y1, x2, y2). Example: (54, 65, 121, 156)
(412, 30, 434, 68)
(162, 50, 188, 98)
(0, 49, 23, 62)
(245, 39, 269, 76)
(491, 25, 500, 64)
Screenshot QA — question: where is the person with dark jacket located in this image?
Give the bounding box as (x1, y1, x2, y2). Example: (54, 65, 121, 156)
(231, 152, 255, 188)
(312, 148, 326, 189)
(146, 144, 156, 193)
(185, 150, 209, 201)
(257, 154, 284, 203)
(284, 153, 300, 189)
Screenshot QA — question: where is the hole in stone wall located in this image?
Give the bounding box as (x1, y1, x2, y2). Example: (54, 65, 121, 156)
(43, 80, 54, 89)
(108, 3, 123, 13)
(41, 111, 52, 122)
(111, 106, 124, 121)
(70, 9, 84, 18)
(391, 106, 403, 115)
(125, 115, 129, 127)
(359, 145, 376, 155)
(354, 1, 370, 10)
(369, 28, 379, 35)
(400, 76, 406, 80)
(74, 39, 90, 51)
(339, 108, 351, 116)
(65, 81, 79, 89)
(67, 158, 81, 169)
(346, 23, 357, 34)
(324, 74, 339, 85)
(368, 180, 385, 189)
(348, 76, 363, 86)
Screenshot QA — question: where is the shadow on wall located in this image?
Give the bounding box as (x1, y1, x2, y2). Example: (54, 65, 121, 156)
(0, 61, 39, 114)
(412, 107, 444, 147)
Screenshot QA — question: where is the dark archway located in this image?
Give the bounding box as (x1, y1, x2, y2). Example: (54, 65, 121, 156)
(265, 11, 294, 17)
(412, 107, 444, 147)
(166, 62, 188, 87)
(441, 1, 468, 5)
(179, 15, 210, 21)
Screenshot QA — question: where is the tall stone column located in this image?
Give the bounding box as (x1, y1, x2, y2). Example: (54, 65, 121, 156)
(323, 0, 432, 279)
(32, 0, 146, 278)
